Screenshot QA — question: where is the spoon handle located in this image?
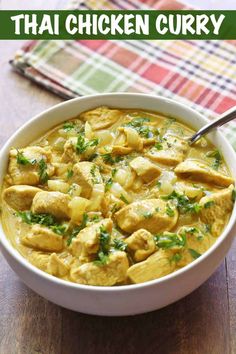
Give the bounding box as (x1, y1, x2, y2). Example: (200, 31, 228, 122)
(189, 106, 236, 145)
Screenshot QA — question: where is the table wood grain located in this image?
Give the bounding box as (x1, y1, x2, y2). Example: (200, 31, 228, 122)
(0, 1, 236, 353)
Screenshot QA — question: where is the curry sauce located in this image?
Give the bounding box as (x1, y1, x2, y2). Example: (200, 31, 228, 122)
(1, 107, 235, 286)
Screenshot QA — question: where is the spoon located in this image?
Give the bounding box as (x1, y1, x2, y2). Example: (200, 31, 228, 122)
(189, 106, 236, 145)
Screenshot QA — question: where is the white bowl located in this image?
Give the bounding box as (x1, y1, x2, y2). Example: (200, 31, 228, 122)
(1, 93, 236, 316)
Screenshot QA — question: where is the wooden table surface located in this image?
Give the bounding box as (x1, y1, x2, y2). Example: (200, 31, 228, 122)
(1, 1, 236, 353)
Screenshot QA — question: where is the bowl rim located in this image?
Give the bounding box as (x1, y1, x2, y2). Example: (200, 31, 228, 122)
(1, 92, 236, 292)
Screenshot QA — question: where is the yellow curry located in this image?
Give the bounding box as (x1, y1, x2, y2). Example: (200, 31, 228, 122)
(1, 107, 235, 286)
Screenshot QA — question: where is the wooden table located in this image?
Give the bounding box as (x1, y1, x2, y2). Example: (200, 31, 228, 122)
(1, 1, 236, 353)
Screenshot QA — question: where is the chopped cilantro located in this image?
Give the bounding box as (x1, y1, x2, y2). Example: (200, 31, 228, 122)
(166, 204, 175, 217)
(204, 201, 215, 209)
(207, 150, 222, 170)
(67, 213, 89, 246)
(16, 211, 55, 226)
(105, 178, 113, 192)
(124, 117, 152, 138)
(67, 169, 73, 179)
(111, 203, 119, 213)
(76, 134, 99, 154)
(143, 211, 153, 219)
(161, 191, 202, 214)
(120, 194, 129, 204)
(189, 248, 201, 259)
(16, 150, 36, 166)
(102, 154, 123, 165)
(171, 253, 182, 263)
(156, 181, 162, 189)
(154, 142, 163, 150)
(16, 211, 66, 236)
(154, 233, 186, 249)
(112, 168, 118, 178)
(90, 165, 100, 184)
(63, 122, 76, 132)
(94, 226, 111, 266)
(38, 158, 49, 184)
(112, 238, 127, 251)
(50, 224, 67, 236)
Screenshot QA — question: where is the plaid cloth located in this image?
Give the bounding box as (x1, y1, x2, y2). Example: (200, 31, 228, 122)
(11, 0, 236, 149)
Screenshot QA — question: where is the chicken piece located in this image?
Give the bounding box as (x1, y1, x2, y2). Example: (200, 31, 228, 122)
(28, 252, 50, 272)
(177, 226, 213, 265)
(3, 185, 41, 210)
(130, 157, 161, 183)
(115, 199, 178, 234)
(22, 225, 63, 252)
(125, 229, 156, 262)
(70, 251, 129, 286)
(101, 192, 125, 217)
(71, 218, 113, 262)
(146, 135, 189, 166)
(199, 185, 234, 237)
(127, 249, 175, 284)
(112, 146, 132, 155)
(7, 146, 54, 185)
(175, 159, 234, 187)
(80, 106, 121, 130)
(32, 191, 70, 219)
(47, 253, 70, 277)
(61, 137, 79, 163)
(72, 162, 103, 199)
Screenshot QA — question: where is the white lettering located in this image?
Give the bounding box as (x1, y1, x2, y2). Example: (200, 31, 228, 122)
(169, 14, 181, 34)
(196, 15, 209, 35)
(136, 14, 149, 35)
(11, 14, 25, 35)
(98, 15, 110, 35)
(38, 15, 54, 35)
(78, 14, 92, 35)
(110, 14, 123, 35)
(156, 15, 168, 35)
(211, 14, 225, 35)
(182, 14, 195, 35)
(65, 14, 77, 35)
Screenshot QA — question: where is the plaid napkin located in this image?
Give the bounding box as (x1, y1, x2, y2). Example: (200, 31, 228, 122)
(11, 0, 236, 148)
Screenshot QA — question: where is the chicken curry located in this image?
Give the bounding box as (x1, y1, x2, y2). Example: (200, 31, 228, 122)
(1, 107, 235, 286)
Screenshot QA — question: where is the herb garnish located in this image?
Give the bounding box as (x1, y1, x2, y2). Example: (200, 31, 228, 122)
(94, 226, 111, 265)
(204, 201, 215, 209)
(171, 253, 182, 263)
(124, 117, 152, 138)
(67, 169, 73, 179)
(189, 248, 201, 259)
(16, 211, 66, 235)
(76, 134, 99, 154)
(101, 153, 123, 165)
(112, 238, 127, 252)
(165, 204, 175, 217)
(207, 150, 222, 170)
(161, 191, 201, 214)
(16, 150, 36, 166)
(143, 211, 153, 219)
(67, 213, 89, 246)
(63, 122, 76, 132)
(120, 194, 129, 204)
(105, 178, 113, 192)
(38, 158, 49, 184)
(154, 233, 186, 249)
(154, 142, 163, 150)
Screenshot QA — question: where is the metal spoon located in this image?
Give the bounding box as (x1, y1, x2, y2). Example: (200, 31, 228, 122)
(189, 106, 236, 145)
